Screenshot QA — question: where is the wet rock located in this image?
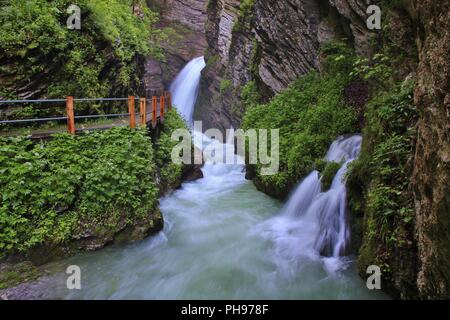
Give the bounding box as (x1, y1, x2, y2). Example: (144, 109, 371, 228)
(144, 0, 208, 94)
(412, 0, 450, 299)
(196, 0, 375, 130)
(182, 164, 204, 182)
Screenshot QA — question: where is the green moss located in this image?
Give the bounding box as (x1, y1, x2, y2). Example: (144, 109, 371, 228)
(346, 79, 419, 297)
(154, 110, 188, 193)
(219, 79, 232, 95)
(232, 0, 255, 33)
(242, 40, 359, 198)
(250, 38, 261, 77)
(319, 162, 342, 191)
(0, 0, 163, 113)
(0, 262, 42, 290)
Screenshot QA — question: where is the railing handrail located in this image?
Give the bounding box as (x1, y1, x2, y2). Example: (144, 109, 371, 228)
(0, 97, 163, 105)
(0, 93, 173, 135)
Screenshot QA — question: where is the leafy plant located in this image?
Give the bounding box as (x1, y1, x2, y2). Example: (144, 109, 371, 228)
(350, 54, 393, 88)
(0, 0, 164, 103)
(242, 40, 359, 197)
(346, 79, 417, 268)
(220, 79, 232, 95)
(0, 127, 158, 254)
(154, 110, 188, 192)
(320, 162, 342, 191)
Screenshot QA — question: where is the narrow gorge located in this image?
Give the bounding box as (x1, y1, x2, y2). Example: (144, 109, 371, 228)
(144, 0, 449, 299)
(0, 0, 448, 301)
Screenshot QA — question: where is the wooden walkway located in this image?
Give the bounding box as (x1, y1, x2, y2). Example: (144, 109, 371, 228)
(0, 93, 173, 138)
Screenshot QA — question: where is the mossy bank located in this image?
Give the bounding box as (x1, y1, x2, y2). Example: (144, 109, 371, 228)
(0, 110, 195, 289)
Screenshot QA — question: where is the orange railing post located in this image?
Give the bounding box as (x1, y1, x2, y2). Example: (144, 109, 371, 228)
(160, 95, 165, 122)
(152, 96, 157, 128)
(128, 96, 136, 129)
(66, 96, 75, 135)
(140, 97, 146, 127)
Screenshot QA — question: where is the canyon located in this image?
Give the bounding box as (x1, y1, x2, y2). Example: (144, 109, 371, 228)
(0, 0, 447, 300)
(147, 0, 449, 299)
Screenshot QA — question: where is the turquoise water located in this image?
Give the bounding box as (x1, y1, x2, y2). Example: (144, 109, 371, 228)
(37, 161, 388, 300)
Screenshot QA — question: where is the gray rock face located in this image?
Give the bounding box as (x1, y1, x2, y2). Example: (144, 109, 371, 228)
(149, 0, 208, 33)
(196, 0, 373, 130)
(412, 0, 450, 299)
(144, 0, 208, 95)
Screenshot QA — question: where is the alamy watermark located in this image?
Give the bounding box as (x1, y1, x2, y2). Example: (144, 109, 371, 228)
(66, 265, 81, 290)
(367, 4, 382, 30)
(366, 265, 382, 290)
(171, 122, 280, 176)
(67, 4, 81, 30)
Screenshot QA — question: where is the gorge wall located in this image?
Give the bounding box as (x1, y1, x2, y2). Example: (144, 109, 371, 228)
(187, 0, 449, 299)
(195, 0, 374, 130)
(144, 0, 208, 94)
(412, 0, 450, 299)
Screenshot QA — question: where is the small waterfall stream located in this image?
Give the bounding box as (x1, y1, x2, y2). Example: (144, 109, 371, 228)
(34, 57, 387, 300)
(258, 135, 363, 275)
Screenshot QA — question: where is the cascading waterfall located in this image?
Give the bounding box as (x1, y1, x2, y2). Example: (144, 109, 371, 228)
(33, 58, 386, 300)
(169, 56, 206, 125)
(315, 135, 363, 257)
(260, 135, 362, 274)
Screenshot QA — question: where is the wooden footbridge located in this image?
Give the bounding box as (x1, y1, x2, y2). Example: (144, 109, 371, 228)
(0, 92, 173, 137)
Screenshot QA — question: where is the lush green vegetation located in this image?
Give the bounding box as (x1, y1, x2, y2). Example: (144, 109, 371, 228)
(0, 109, 188, 258)
(232, 0, 255, 33)
(0, 127, 158, 255)
(346, 80, 418, 282)
(0, 261, 42, 289)
(0, 0, 163, 114)
(316, 161, 342, 191)
(154, 110, 188, 193)
(242, 41, 359, 198)
(219, 79, 232, 94)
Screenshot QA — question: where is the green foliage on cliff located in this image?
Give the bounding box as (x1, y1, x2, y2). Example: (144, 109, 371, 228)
(0, 127, 160, 255)
(319, 161, 342, 191)
(220, 79, 232, 94)
(154, 110, 189, 193)
(242, 41, 359, 198)
(240, 81, 259, 109)
(346, 80, 418, 288)
(0, 261, 42, 289)
(0, 0, 163, 100)
(232, 0, 255, 33)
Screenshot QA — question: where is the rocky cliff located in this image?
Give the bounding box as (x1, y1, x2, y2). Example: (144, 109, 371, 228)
(144, 0, 208, 94)
(196, 0, 374, 130)
(412, 0, 450, 299)
(193, 0, 449, 299)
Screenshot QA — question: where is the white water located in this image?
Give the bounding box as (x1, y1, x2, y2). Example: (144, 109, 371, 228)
(258, 135, 363, 276)
(169, 56, 206, 125)
(35, 57, 387, 300)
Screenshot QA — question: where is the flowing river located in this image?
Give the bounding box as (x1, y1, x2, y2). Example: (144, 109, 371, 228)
(34, 57, 387, 300)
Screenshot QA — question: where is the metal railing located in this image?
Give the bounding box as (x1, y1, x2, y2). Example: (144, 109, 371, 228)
(0, 92, 173, 135)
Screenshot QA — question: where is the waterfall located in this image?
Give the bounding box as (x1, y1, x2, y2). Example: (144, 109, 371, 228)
(315, 135, 362, 257)
(283, 135, 362, 257)
(259, 135, 362, 274)
(169, 57, 206, 125)
(34, 61, 386, 300)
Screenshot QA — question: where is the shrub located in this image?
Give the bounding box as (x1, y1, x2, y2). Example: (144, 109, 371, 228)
(0, 0, 163, 101)
(0, 127, 158, 255)
(154, 109, 188, 192)
(242, 41, 359, 197)
(346, 79, 417, 278)
(320, 162, 342, 191)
